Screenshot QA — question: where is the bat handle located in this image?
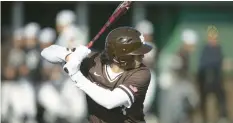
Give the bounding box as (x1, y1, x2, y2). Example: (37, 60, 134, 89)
(87, 25, 108, 48)
(87, 41, 94, 48)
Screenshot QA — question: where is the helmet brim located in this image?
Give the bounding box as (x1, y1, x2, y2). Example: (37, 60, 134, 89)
(128, 42, 153, 55)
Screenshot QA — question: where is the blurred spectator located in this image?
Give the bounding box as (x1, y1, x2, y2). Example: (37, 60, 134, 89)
(198, 25, 228, 123)
(8, 28, 26, 68)
(159, 29, 199, 123)
(24, 22, 41, 82)
(1, 66, 17, 123)
(38, 27, 56, 81)
(38, 65, 66, 123)
(39, 27, 56, 49)
(17, 63, 37, 123)
(57, 25, 86, 48)
(55, 10, 87, 47)
(135, 20, 154, 43)
(55, 10, 75, 34)
(24, 22, 40, 51)
(136, 20, 158, 123)
(136, 20, 157, 68)
(13, 27, 25, 49)
(38, 65, 87, 123)
(178, 29, 198, 77)
(1, 64, 37, 123)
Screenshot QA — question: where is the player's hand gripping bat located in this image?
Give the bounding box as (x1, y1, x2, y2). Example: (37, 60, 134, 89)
(87, 1, 133, 48)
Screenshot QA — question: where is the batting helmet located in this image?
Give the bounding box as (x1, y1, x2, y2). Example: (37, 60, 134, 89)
(102, 27, 152, 69)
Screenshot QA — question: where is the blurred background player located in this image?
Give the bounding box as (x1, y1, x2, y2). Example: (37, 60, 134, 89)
(197, 25, 229, 123)
(38, 64, 88, 123)
(2, 24, 38, 123)
(135, 20, 158, 123)
(55, 10, 75, 35)
(55, 10, 87, 48)
(2, 63, 37, 123)
(8, 28, 26, 68)
(159, 29, 199, 123)
(38, 65, 68, 123)
(1, 65, 18, 123)
(38, 27, 56, 81)
(23, 22, 41, 83)
(39, 27, 56, 49)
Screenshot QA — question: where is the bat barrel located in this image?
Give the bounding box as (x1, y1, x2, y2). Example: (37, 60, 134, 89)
(86, 1, 133, 48)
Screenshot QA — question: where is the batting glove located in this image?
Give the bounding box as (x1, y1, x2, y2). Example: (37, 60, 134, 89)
(63, 45, 91, 76)
(41, 45, 72, 64)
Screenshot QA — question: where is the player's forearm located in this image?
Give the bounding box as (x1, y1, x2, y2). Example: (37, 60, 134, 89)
(77, 79, 116, 109)
(41, 45, 71, 64)
(71, 72, 128, 109)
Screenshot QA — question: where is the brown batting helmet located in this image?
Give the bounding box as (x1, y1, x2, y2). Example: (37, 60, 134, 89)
(103, 27, 152, 69)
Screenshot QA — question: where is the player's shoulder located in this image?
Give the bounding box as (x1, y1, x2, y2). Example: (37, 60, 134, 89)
(131, 64, 151, 75)
(81, 49, 101, 68)
(87, 49, 100, 58)
(126, 64, 151, 83)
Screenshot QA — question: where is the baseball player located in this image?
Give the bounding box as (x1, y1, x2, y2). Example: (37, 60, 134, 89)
(24, 22, 41, 82)
(39, 27, 56, 49)
(159, 29, 199, 123)
(8, 28, 26, 68)
(38, 27, 56, 81)
(1, 65, 37, 123)
(41, 27, 153, 123)
(55, 10, 87, 47)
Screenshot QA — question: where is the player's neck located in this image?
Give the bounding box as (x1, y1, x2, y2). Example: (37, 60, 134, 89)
(110, 64, 124, 73)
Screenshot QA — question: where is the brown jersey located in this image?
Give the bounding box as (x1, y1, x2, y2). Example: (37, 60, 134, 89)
(80, 51, 151, 123)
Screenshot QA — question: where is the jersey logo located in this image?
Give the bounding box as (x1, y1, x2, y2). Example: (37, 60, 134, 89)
(94, 72, 101, 77)
(129, 85, 138, 93)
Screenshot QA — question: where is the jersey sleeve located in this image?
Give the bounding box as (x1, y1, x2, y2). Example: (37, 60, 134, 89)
(117, 69, 151, 107)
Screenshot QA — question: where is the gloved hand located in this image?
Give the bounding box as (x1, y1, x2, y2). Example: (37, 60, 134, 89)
(63, 45, 91, 76)
(41, 45, 72, 64)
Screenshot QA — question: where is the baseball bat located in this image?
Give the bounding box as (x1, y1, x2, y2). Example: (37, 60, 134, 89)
(87, 1, 133, 48)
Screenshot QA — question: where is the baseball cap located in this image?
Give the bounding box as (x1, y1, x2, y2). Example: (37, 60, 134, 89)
(24, 22, 40, 39)
(181, 29, 198, 45)
(56, 10, 75, 26)
(135, 20, 154, 35)
(39, 27, 56, 44)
